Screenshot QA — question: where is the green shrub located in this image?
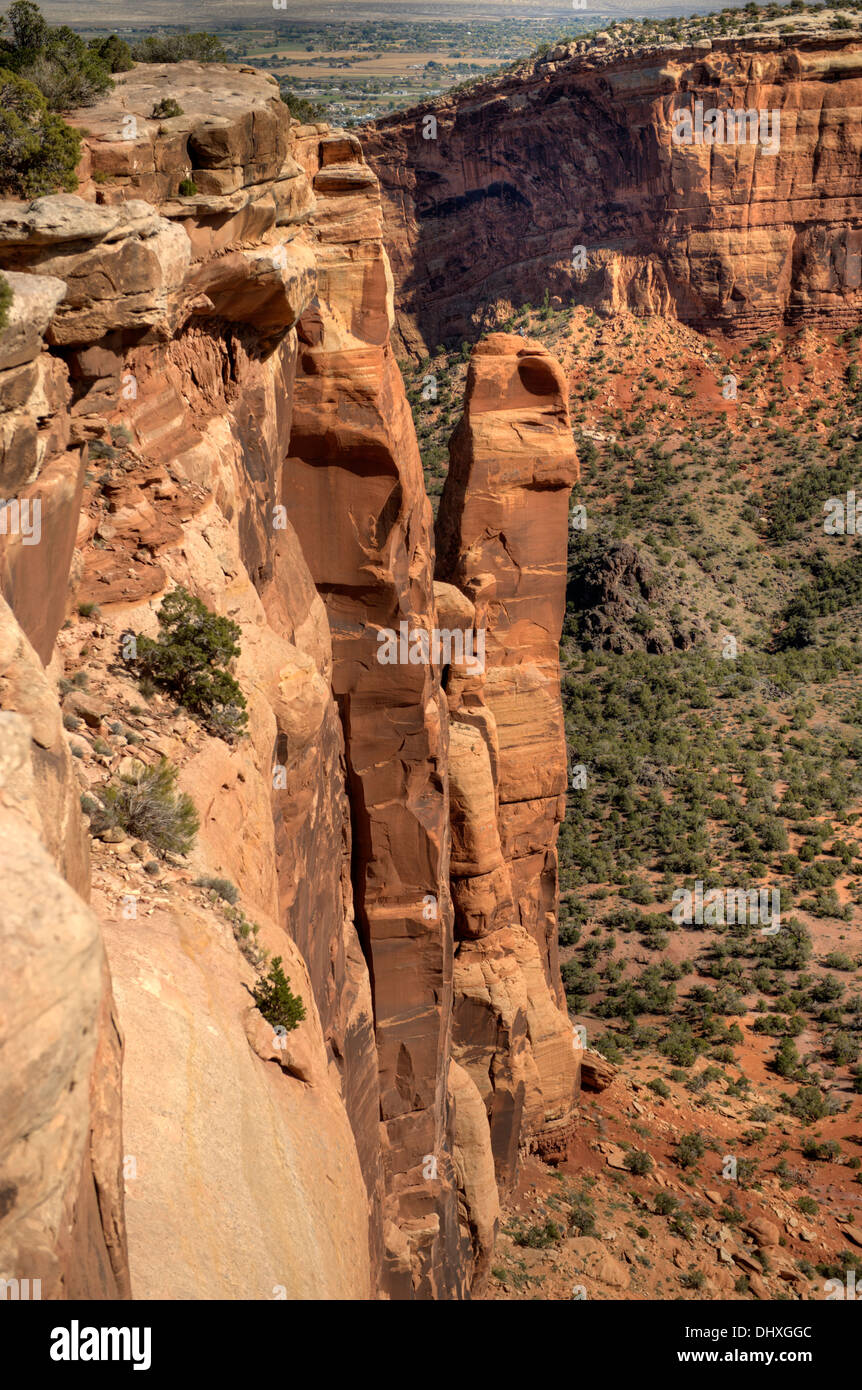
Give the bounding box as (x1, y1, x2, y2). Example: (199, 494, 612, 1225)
(674, 1132, 706, 1169)
(1, 3, 114, 109)
(802, 1138, 841, 1162)
(87, 34, 133, 73)
(647, 1077, 670, 1098)
(831, 1032, 859, 1066)
(513, 1219, 563, 1249)
(178, 177, 197, 196)
(670, 1211, 694, 1240)
(279, 88, 326, 121)
(824, 951, 855, 971)
(93, 758, 198, 856)
(624, 1148, 653, 1176)
(567, 1192, 597, 1236)
(0, 67, 80, 196)
(787, 1084, 828, 1123)
(130, 32, 226, 63)
(0, 272, 12, 333)
(224, 903, 265, 968)
(128, 586, 248, 739)
(152, 97, 182, 119)
(194, 875, 238, 905)
(252, 956, 306, 1032)
(774, 1036, 801, 1078)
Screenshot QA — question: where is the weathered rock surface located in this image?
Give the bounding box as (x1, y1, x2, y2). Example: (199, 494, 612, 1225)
(99, 890, 370, 1300)
(284, 128, 465, 1299)
(437, 335, 577, 984)
(364, 32, 862, 351)
(0, 72, 383, 1300)
(436, 335, 580, 1188)
(0, 62, 586, 1301)
(0, 697, 129, 1299)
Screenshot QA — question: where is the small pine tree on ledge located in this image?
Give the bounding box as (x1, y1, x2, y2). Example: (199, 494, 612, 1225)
(128, 585, 248, 740)
(253, 957, 306, 1033)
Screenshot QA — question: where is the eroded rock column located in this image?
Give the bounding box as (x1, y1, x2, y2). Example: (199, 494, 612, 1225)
(436, 333, 580, 1186)
(285, 130, 464, 1298)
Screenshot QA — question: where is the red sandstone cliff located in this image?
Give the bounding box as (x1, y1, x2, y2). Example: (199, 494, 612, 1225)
(0, 61, 579, 1300)
(363, 29, 862, 353)
(436, 335, 580, 1184)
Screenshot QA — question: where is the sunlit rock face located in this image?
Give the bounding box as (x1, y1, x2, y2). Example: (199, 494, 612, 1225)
(364, 33, 862, 352)
(0, 62, 584, 1302)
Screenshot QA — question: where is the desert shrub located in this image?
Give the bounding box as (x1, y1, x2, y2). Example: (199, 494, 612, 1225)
(178, 177, 197, 195)
(624, 1148, 653, 1176)
(130, 32, 226, 63)
(152, 97, 183, 119)
(660, 1023, 700, 1067)
(750, 1104, 774, 1123)
(674, 1132, 706, 1169)
(224, 903, 265, 968)
(786, 1084, 828, 1123)
(735, 1157, 759, 1187)
(802, 1138, 841, 1162)
(128, 586, 248, 738)
(558, 919, 581, 947)
(0, 67, 80, 195)
(252, 956, 306, 1032)
(670, 1211, 694, 1240)
(830, 1032, 859, 1066)
(193, 875, 238, 905)
(621, 878, 654, 905)
(567, 1192, 597, 1236)
(797, 1195, 819, 1216)
(773, 1036, 801, 1078)
(513, 1219, 563, 1249)
(654, 1192, 677, 1216)
(647, 1077, 670, 1098)
(824, 951, 856, 971)
(0, 272, 11, 332)
(92, 758, 198, 856)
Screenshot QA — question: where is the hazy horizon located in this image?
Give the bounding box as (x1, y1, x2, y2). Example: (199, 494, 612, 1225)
(33, 0, 760, 30)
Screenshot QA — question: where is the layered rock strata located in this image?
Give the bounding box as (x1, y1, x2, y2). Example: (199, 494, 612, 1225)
(435, 336, 580, 1185)
(364, 30, 862, 351)
(0, 61, 580, 1300)
(284, 126, 465, 1299)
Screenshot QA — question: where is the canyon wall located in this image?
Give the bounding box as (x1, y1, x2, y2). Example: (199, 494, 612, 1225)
(363, 30, 862, 353)
(286, 124, 465, 1297)
(0, 61, 578, 1300)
